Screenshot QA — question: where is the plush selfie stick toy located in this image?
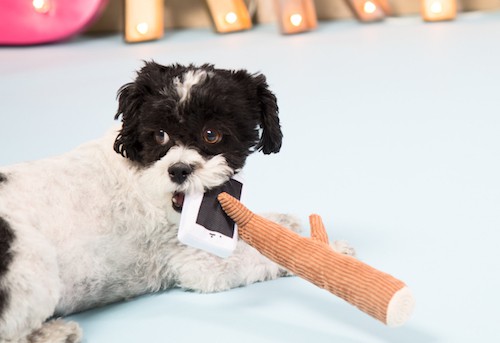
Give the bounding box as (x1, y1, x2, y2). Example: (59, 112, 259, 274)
(218, 193, 415, 327)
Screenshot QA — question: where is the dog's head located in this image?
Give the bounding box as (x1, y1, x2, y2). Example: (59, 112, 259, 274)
(114, 61, 282, 213)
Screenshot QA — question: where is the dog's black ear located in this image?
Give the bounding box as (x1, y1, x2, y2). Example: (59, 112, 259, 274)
(254, 74, 283, 154)
(114, 81, 143, 162)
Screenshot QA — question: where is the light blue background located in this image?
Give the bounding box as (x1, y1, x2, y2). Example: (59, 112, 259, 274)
(1, 11, 499, 343)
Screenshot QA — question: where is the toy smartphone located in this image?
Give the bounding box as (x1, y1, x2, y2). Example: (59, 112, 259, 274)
(177, 174, 243, 258)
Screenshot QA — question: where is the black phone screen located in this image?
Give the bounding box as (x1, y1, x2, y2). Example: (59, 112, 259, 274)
(196, 179, 243, 238)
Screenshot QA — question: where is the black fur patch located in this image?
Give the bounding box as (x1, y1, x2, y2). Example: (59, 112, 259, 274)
(0, 173, 6, 183)
(0, 217, 15, 316)
(114, 62, 282, 169)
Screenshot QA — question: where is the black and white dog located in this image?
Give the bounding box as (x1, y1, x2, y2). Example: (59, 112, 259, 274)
(0, 62, 351, 343)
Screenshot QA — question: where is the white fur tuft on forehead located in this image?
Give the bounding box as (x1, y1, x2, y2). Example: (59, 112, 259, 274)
(173, 69, 210, 103)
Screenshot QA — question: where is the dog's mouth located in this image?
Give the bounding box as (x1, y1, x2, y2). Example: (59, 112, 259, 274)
(172, 192, 185, 213)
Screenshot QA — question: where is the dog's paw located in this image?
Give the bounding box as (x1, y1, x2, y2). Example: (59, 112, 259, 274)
(330, 240, 356, 257)
(28, 319, 82, 343)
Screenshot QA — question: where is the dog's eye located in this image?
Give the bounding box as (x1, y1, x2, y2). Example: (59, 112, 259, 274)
(155, 130, 169, 145)
(203, 129, 222, 144)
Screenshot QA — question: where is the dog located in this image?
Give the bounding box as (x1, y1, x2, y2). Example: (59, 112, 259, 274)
(0, 62, 352, 343)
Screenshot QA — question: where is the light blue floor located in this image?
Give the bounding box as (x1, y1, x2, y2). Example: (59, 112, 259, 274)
(1, 11, 500, 343)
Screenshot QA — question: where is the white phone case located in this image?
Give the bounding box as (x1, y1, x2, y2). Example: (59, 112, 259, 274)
(177, 174, 244, 258)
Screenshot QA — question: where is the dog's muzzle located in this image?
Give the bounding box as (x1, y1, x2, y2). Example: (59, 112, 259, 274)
(168, 163, 192, 213)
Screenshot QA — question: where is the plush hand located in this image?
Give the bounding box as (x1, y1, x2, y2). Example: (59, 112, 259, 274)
(218, 192, 415, 327)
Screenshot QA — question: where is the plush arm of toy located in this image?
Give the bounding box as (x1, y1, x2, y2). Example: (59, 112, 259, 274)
(218, 193, 415, 327)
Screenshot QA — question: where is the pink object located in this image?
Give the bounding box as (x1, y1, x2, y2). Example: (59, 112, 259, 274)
(0, 0, 108, 45)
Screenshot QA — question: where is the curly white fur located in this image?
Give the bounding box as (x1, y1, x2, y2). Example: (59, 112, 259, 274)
(0, 128, 303, 343)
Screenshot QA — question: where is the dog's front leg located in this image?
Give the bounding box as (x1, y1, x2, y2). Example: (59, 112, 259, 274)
(172, 213, 302, 293)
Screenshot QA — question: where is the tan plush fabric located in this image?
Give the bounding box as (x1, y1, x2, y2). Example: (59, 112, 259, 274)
(218, 192, 415, 326)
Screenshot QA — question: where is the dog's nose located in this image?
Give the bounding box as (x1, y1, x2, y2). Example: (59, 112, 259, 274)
(168, 163, 193, 184)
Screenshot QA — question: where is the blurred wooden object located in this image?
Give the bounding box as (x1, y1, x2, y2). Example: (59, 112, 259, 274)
(462, 0, 500, 10)
(124, 0, 164, 42)
(421, 0, 457, 21)
(376, 0, 394, 15)
(274, 0, 318, 34)
(205, 0, 252, 33)
(345, 0, 386, 22)
(87, 0, 500, 33)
